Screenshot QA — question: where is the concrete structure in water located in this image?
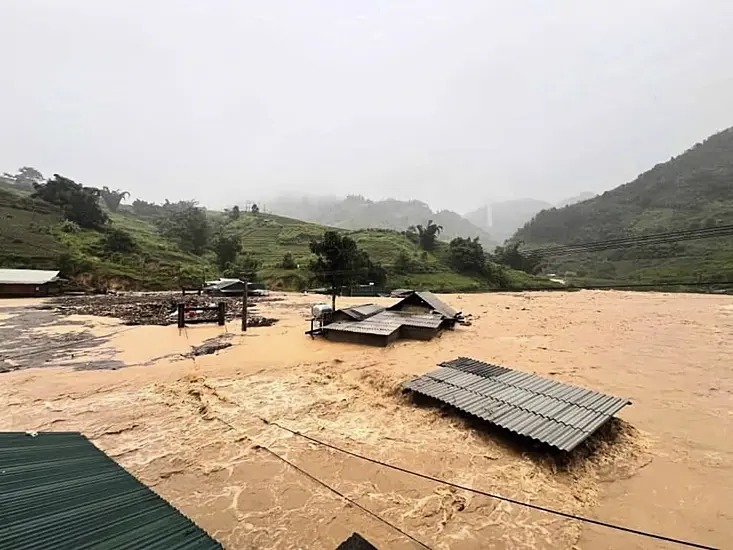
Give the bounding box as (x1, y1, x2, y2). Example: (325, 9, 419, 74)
(0, 269, 61, 298)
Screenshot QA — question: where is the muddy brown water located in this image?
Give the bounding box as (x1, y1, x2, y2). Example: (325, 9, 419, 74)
(1, 291, 731, 549)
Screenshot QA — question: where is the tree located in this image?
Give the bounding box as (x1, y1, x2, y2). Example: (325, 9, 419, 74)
(448, 237, 486, 275)
(228, 205, 241, 220)
(3, 166, 44, 191)
(491, 241, 542, 274)
(214, 233, 241, 271)
(100, 187, 130, 212)
(224, 252, 261, 279)
(415, 219, 442, 251)
(131, 199, 162, 218)
(157, 201, 210, 255)
(310, 230, 371, 310)
(103, 228, 137, 254)
(280, 252, 297, 269)
(251, 203, 260, 214)
(32, 174, 108, 229)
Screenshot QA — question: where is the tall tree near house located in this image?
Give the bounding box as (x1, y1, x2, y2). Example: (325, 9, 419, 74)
(310, 230, 368, 310)
(100, 187, 130, 212)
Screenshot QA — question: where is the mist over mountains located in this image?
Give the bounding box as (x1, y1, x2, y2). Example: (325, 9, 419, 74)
(264, 192, 597, 248)
(264, 195, 496, 246)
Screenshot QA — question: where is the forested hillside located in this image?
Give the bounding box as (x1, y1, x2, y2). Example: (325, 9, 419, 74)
(514, 127, 733, 281)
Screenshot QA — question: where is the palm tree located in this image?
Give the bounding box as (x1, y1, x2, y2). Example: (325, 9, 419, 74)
(416, 219, 442, 251)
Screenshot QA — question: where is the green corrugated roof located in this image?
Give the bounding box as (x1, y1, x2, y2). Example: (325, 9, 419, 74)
(0, 432, 223, 550)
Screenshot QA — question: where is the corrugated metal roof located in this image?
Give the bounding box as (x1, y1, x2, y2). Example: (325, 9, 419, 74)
(337, 304, 386, 321)
(388, 291, 460, 320)
(0, 432, 223, 550)
(414, 291, 459, 319)
(324, 319, 400, 336)
(377, 311, 443, 329)
(403, 357, 631, 451)
(0, 269, 59, 285)
(324, 310, 443, 337)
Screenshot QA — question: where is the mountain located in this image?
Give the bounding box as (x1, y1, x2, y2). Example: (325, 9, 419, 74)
(0, 185, 547, 292)
(514, 126, 733, 281)
(266, 195, 495, 247)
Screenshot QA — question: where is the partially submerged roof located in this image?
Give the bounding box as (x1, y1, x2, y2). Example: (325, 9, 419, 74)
(335, 303, 386, 321)
(336, 533, 379, 550)
(0, 269, 60, 285)
(205, 278, 242, 290)
(324, 310, 444, 338)
(403, 357, 631, 451)
(0, 431, 222, 550)
(388, 290, 460, 319)
(324, 318, 401, 336)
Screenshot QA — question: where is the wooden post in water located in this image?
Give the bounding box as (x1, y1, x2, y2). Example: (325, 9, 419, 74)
(241, 279, 248, 332)
(177, 303, 185, 329)
(217, 302, 226, 326)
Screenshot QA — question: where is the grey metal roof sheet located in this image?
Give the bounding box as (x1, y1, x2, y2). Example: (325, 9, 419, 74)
(323, 320, 401, 336)
(0, 432, 223, 550)
(337, 303, 386, 321)
(404, 357, 631, 451)
(414, 291, 459, 319)
(0, 269, 60, 285)
(375, 310, 444, 329)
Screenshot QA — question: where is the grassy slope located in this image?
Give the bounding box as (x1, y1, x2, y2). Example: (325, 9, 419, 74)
(514, 127, 733, 282)
(1, 187, 551, 291)
(0, 188, 211, 289)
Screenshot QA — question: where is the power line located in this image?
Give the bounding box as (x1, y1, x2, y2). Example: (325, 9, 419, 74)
(525, 225, 733, 257)
(214, 416, 432, 549)
(258, 418, 718, 550)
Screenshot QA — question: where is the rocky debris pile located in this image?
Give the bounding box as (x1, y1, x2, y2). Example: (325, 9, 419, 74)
(48, 293, 280, 327)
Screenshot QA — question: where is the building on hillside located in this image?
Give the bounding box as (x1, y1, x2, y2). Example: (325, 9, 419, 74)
(0, 431, 223, 550)
(0, 269, 61, 298)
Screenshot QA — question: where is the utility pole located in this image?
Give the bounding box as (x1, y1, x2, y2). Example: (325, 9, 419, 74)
(241, 279, 248, 332)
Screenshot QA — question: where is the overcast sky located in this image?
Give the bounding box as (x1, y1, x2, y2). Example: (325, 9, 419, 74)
(2, 1, 732, 213)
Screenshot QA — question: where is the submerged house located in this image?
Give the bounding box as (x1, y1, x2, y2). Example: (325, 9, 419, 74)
(320, 291, 463, 347)
(0, 269, 62, 298)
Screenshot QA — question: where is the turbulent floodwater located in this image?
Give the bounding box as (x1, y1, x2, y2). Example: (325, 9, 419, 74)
(2, 291, 731, 549)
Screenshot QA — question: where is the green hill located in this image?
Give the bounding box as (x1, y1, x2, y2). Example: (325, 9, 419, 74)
(514, 126, 733, 282)
(0, 185, 550, 292)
